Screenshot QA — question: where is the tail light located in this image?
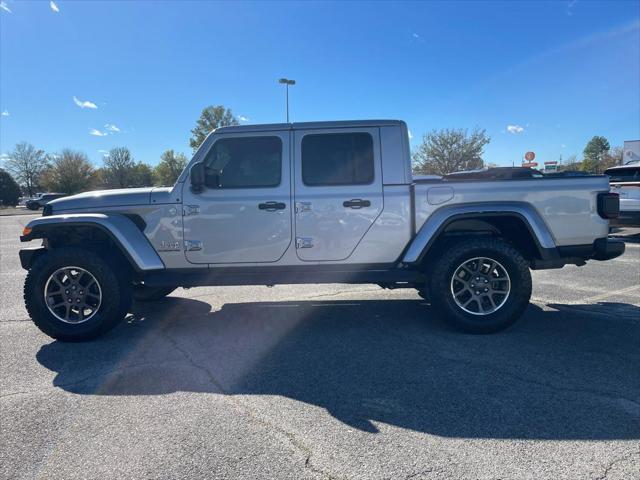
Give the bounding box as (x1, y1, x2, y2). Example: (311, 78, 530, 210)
(597, 192, 619, 219)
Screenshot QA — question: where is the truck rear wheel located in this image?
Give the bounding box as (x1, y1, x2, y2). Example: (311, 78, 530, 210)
(428, 237, 531, 334)
(24, 247, 131, 342)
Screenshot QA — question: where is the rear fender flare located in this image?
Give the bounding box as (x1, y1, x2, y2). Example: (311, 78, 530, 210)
(402, 202, 557, 264)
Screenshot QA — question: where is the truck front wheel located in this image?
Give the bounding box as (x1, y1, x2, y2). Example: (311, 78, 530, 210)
(428, 237, 532, 334)
(24, 247, 131, 341)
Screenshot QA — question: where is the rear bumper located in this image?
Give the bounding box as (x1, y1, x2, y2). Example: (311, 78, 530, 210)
(557, 238, 625, 262)
(592, 238, 625, 261)
(532, 238, 625, 269)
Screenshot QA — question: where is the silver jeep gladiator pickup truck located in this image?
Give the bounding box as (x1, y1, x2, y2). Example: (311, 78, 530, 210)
(19, 120, 624, 341)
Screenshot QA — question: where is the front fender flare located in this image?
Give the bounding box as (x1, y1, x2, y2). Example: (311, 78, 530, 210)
(20, 213, 165, 271)
(402, 202, 557, 264)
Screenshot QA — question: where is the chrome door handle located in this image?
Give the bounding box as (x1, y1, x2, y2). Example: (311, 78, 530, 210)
(343, 199, 371, 209)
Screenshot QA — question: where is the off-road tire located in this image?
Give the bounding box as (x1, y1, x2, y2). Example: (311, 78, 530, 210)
(133, 285, 176, 302)
(24, 247, 132, 341)
(428, 237, 531, 334)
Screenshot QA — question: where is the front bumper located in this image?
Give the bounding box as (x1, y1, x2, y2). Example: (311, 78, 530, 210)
(19, 246, 46, 270)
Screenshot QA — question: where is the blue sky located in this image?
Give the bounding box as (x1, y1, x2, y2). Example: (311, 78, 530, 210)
(1, 0, 639, 167)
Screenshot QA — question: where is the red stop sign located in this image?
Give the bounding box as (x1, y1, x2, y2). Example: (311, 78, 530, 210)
(525, 151, 535, 161)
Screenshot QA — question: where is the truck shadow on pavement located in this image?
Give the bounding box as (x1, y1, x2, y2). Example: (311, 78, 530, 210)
(36, 297, 640, 440)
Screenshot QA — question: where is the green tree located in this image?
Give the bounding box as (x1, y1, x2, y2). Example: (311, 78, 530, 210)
(40, 150, 95, 194)
(103, 147, 135, 188)
(0, 168, 21, 206)
(600, 146, 623, 171)
(3, 142, 49, 196)
(130, 162, 154, 187)
(582, 136, 610, 173)
(189, 105, 238, 153)
(412, 128, 490, 175)
(154, 150, 188, 186)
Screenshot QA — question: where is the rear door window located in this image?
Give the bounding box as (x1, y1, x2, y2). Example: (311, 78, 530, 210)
(301, 132, 374, 186)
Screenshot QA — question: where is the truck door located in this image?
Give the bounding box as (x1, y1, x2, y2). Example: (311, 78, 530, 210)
(182, 131, 292, 264)
(293, 127, 383, 261)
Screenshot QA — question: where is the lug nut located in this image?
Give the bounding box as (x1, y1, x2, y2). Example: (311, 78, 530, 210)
(67, 298, 72, 303)
(65, 290, 69, 294)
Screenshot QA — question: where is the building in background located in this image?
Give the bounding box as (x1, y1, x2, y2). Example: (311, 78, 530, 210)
(623, 140, 640, 164)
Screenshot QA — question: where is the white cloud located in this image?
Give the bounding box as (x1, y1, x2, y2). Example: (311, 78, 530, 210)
(238, 115, 249, 122)
(0, 153, 10, 160)
(0, 2, 12, 13)
(506, 124, 525, 134)
(566, 0, 577, 16)
(408, 130, 413, 140)
(412, 32, 425, 43)
(560, 144, 567, 148)
(89, 128, 107, 137)
(73, 96, 98, 109)
(50, 1, 59, 12)
(1, 110, 9, 116)
(104, 123, 120, 133)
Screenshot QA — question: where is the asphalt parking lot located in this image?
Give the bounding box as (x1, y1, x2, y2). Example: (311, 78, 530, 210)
(1, 214, 639, 480)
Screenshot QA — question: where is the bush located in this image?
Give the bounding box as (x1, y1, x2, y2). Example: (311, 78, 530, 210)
(0, 168, 21, 206)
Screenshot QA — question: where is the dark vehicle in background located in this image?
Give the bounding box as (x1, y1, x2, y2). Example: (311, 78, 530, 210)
(606, 161, 640, 226)
(443, 167, 544, 180)
(25, 193, 67, 211)
(543, 170, 591, 178)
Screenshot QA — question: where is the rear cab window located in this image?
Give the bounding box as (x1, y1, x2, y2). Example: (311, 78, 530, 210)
(301, 132, 374, 186)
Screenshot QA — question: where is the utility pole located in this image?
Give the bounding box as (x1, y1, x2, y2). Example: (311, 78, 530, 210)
(278, 78, 296, 123)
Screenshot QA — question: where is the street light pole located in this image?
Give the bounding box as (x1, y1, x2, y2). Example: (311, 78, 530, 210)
(278, 78, 296, 123)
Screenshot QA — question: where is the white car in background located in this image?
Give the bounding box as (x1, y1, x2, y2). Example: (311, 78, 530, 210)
(606, 161, 640, 226)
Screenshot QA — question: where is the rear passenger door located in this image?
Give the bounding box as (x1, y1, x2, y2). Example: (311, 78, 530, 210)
(293, 128, 383, 261)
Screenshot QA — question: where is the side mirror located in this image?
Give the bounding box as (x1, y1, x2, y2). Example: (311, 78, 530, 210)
(190, 162, 205, 192)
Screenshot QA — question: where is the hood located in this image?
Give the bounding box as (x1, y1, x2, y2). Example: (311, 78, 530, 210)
(47, 187, 165, 212)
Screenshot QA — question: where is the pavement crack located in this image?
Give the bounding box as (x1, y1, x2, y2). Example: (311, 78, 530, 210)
(593, 448, 640, 480)
(302, 287, 381, 300)
(0, 390, 31, 399)
(405, 468, 434, 479)
(432, 352, 640, 407)
(159, 326, 340, 480)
